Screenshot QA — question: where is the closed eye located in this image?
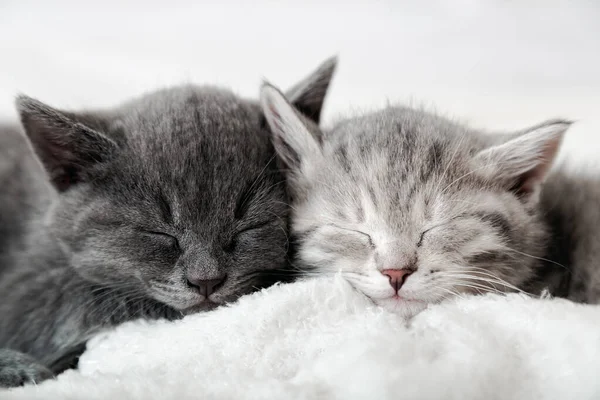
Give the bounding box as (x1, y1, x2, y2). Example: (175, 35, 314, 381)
(224, 220, 274, 253)
(236, 220, 273, 236)
(139, 229, 180, 250)
(417, 212, 510, 247)
(328, 224, 374, 247)
(417, 230, 427, 247)
(417, 220, 454, 247)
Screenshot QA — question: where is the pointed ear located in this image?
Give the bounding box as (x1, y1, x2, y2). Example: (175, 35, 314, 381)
(16, 95, 118, 192)
(260, 83, 322, 170)
(284, 56, 336, 124)
(473, 119, 572, 199)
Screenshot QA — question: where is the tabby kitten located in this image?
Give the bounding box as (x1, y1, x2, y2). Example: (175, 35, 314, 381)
(0, 58, 336, 388)
(259, 83, 597, 319)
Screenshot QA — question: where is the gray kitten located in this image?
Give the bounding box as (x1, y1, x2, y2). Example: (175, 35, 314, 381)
(260, 83, 598, 319)
(0, 58, 336, 388)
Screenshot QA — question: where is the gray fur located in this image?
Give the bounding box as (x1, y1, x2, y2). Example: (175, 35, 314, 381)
(0, 58, 336, 387)
(0, 349, 53, 388)
(260, 84, 596, 319)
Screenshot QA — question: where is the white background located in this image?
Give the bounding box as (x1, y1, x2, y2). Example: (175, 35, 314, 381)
(1, 0, 598, 161)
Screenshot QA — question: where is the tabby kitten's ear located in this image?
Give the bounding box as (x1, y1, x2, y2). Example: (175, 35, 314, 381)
(16, 95, 118, 192)
(260, 83, 323, 171)
(260, 57, 335, 170)
(284, 56, 336, 124)
(473, 119, 572, 200)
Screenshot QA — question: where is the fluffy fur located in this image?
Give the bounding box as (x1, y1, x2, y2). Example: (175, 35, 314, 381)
(0, 58, 336, 386)
(2, 276, 600, 400)
(259, 84, 600, 318)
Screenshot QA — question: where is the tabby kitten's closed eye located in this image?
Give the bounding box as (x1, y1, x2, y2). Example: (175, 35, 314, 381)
(0, 58, 337, 387)
(259, 83, 586, 318)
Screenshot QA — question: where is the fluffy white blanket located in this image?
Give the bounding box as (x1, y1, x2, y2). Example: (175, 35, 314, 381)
(2, 276, 599, 400)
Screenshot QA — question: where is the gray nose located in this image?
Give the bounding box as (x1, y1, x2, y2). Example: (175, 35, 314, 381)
(186, 274, 227, 297)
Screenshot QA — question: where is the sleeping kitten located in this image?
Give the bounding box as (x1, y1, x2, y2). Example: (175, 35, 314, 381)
(0, 58, 336, 388)
(259, 83, 598, 319)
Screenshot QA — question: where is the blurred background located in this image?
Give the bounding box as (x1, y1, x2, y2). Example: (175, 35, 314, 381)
(1, 1, 598, 161)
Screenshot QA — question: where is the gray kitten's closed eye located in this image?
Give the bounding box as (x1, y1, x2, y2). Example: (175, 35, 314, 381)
(138, 230, 181, 251)
(260, 83, 582, 319)
(224, 221, 273, 252)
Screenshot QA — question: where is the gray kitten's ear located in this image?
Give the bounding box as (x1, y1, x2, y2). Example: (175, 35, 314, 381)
(284, 56, 336, 124)
(473, 119, 572, 199)
(16, 95, 118, 192)
(260, 83, 322, 169)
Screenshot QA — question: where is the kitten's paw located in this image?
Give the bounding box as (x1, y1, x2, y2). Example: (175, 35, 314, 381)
(0, 349, 53, 388)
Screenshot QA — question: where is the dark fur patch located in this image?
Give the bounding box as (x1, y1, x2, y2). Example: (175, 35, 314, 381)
(476, 212, 511, 239)
(336, 145, 351, 173)
(466, 251, 508, 265)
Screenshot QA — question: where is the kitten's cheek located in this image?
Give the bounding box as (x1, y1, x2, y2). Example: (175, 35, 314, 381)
(301, 245, 372, 273)
(346, 275, 395, 301)
(299, 246, 334, 268)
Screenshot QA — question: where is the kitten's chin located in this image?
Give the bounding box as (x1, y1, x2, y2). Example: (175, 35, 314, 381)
(181, 300, 220, 315)
(375, 297, 428, 318)
(158, 294, 222, 314)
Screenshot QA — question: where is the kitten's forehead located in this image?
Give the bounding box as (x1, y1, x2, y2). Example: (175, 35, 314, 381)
(327, 106, 480, 154)
(118, 85, 269, 159)
(97, 86, 282, 227)
(311, 107, 494, 225)
(327, 109, 461, 174)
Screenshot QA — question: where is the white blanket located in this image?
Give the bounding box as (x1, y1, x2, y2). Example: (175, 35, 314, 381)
(2, 275, 599, 400)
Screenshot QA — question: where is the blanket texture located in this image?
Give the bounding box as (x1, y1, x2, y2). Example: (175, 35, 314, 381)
(2, 276, 599, 400)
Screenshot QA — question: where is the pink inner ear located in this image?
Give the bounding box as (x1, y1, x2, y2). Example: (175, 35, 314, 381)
(268, 103, 284, 131)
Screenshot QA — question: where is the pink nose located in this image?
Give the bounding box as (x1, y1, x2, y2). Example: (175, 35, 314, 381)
(382, 269, 414, 292)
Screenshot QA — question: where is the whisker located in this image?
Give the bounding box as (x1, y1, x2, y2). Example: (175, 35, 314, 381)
(239, 155, 277, 210)
(271, 200, 299, 213)
(457, 267, 538, 295)
(501, 246, 571, 272)
(434, 286, 466, 301)
(441, 279, 506, 295)
(438, 270, 534, 296)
